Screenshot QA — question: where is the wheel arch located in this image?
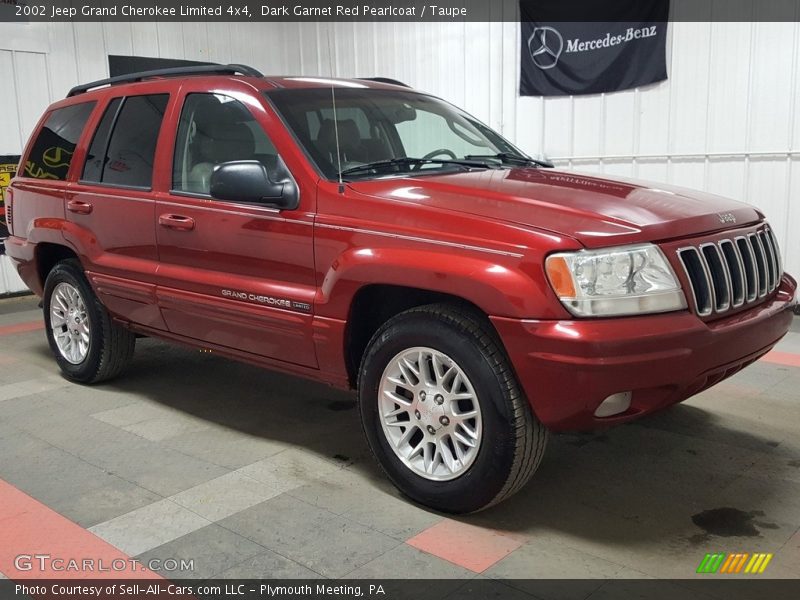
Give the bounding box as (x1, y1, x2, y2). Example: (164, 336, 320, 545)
(35, 242, 80, 291)
(343, 283, 504, 389)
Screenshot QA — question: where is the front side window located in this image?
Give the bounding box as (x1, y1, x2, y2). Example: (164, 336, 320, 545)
(266, 88, 522, 180)
(24, 102, 96, 181)
(173, 93, 279, 195)
(82, 94, 168, 188)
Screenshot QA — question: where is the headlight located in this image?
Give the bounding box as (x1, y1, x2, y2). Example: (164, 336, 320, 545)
(545, 243, 687, 317)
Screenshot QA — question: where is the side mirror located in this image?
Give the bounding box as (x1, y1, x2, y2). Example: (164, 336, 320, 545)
(210, 160, 299, 209)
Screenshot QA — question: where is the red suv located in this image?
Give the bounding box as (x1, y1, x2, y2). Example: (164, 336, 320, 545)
(4, 65, 797, 513)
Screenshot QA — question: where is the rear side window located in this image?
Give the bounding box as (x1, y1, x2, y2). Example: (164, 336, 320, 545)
(82, 94, 169, 189)
(24, 102, 95, 181)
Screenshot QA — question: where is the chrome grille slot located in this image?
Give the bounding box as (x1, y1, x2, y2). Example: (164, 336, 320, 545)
(700, 243, 730, 312)
(677, 248, 713, 316)
(719, 240, 745, 307)
(676, 225, 782, 317)
(749, 233, 768, 297)
(760, 230, 778, 292)
(767, 228, 782, 283)
(735, 236, 758, 302)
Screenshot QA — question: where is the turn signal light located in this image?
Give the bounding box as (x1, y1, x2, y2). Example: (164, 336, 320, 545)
(545, 255, 576, 299)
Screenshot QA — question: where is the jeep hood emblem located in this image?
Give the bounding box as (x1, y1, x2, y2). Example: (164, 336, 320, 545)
(718, 212, 737, 224)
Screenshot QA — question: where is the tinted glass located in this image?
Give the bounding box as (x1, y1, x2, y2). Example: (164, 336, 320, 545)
(82, 98, 122, 182)
(24, 102, 96, 181)
(173, 93, 278, 195)
(83, 94, 168, 188)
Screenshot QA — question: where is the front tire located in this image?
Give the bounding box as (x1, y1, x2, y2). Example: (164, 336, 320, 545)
(43, 260, 135, 383)
(358, 304, 547, 513)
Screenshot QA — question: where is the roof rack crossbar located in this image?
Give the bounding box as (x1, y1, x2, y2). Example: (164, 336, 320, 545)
(358, 77, 411, 88)
(67, 63, 264, 97)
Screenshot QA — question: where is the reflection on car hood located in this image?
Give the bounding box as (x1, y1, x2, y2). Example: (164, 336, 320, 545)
(347, 167, 762, 248)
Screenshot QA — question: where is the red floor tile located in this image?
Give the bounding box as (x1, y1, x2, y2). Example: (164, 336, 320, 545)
(0, 321, 43, 337)
(761, 351, 800, 368)
(406, 519, 524, 573)
(0, 479, 157, 579)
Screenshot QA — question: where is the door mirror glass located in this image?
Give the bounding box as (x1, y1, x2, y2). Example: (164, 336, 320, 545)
(210, 160, 299, 209)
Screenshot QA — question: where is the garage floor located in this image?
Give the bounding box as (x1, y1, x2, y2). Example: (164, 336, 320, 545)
(1, 295, 799, 590)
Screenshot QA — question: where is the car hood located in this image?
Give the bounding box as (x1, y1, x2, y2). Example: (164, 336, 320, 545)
(347, 168, 761, 248)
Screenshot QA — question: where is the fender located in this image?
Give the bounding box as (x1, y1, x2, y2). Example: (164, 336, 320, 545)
(26, 217, 74, 248)
(315, 245, 571, 321)
(52, 218, 102, 264)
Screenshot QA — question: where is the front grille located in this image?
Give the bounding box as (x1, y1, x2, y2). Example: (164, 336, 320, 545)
(677, 225, 782, 317)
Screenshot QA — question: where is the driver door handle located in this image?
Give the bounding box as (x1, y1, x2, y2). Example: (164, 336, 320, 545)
(66, 200, 93, 215)
(159, 214, 195, 231)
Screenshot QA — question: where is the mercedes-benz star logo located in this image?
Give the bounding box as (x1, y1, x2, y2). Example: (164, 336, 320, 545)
(528, 26, 564, 70)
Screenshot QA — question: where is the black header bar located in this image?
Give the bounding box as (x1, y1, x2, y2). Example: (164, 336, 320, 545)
(1, 0, 799, 23)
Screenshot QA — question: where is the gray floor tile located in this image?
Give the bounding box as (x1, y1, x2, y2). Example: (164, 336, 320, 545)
(216, 550, 322, 579)
(0, 436, 131, 512)
(286, 463, 394, 515)
(220, 494, 399, 578)
(163, 426, 288, 470)
(137, 524, 265, 579)
(170, 471, 286, 521)
(92, 402, 178, 428)
(25, 414, 229, 496)
(0, 376, 70, 402)
(50, 384, 144, 414)
(53, 478, 163, 529)
(345, 543, 473, 579)
(237, 448, 345, 495)
(122, 415, 211, 442)
(486, 540, 627, 580)
(339, 486, 442, 541)
(89, 499, 211, 556)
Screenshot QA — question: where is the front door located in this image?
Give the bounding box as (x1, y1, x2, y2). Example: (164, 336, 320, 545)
(153, 88, 318, 368)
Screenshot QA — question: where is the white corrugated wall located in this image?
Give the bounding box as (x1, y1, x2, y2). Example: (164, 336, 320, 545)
(1, 6, 799, 294)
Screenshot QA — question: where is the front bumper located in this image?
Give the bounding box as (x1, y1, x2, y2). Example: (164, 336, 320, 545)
(492, 274, 797, 432)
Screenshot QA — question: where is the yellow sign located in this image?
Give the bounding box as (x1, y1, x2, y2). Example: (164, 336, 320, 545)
(0, 162, 17, 206)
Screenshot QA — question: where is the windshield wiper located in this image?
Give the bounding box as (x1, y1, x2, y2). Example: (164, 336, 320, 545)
(339, 157, 495, 178)
(463, 152, 554, 168)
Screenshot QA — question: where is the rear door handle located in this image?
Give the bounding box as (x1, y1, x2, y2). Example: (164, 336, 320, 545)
(66, 200, 93, 215)
(159, 214, 195, 231)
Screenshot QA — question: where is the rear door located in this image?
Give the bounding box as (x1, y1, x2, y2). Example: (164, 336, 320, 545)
(152, 82, 318, 367)
(64, 85, 174, 330)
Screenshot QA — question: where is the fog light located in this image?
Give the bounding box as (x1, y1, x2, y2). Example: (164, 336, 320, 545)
(594, 392, 632, 418)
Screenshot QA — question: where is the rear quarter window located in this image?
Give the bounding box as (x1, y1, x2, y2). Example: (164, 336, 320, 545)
(24, 102, 96, 181)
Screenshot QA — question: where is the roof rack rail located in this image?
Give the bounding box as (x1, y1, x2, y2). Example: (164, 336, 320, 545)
(66, 63, 264, 97)
(358, 77, 411, 88)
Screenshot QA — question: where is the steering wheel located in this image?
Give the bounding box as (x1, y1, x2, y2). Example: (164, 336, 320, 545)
(411, 148, 458, 171)
(421, 148, 457, 161)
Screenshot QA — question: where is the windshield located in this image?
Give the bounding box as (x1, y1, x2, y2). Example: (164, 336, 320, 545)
(265, 87, 527, 180)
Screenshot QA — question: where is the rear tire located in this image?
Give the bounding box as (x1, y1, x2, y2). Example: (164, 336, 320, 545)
(358, 304, 547, 513)
(43, 260, 135, 383)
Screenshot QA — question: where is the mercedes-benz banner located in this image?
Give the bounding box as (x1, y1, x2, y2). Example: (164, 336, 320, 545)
(519, 1, 669, 97)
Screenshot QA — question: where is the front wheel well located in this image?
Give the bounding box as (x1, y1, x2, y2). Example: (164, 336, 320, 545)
(36, 243, 80, 289)
(344, 284, 495, 388)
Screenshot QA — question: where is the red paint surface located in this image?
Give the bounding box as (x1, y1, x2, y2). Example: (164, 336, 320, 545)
(406, 519, 523, 573)
(0, 479, 156, 580)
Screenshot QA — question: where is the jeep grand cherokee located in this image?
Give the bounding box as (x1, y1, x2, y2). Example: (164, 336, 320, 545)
(4, 64, 796, 513)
